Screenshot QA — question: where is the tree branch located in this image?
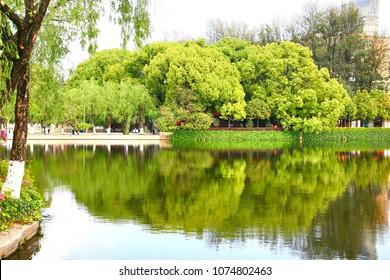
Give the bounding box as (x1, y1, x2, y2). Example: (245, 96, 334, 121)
(24, 0, 34, 11)
(24, 0, 35, 21)
(26, 0, 51, 52)
(0, 1, 25, 30)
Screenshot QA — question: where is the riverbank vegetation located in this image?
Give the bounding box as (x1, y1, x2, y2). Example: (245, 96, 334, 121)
(170, 128, 390, 150)
(0, 161, 44, 232)
(2, 3, 388, 135)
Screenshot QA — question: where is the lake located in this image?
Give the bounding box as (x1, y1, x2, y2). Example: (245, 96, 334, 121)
(5, 143, 390, 260)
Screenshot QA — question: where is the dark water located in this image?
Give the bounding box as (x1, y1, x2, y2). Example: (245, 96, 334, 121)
(6, 144, 390, 260)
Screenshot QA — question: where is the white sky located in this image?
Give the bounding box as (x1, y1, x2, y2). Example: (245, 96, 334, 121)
(64, 0, 390, 71)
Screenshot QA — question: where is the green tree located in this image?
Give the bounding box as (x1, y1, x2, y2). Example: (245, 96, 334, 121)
(78, 79, 102, 132)
(245, 98, 271, 127)
(145, 41, 246, 127)
(59, 85, 90, 133)
(353, 34, 390, 92)
(0, 0, 151, 198)
(353, 91, 378, 124)
(28, 64, 62, 127)
(374, 92, 390, 123)
(127, 83, 156, 133)
(68, 49, 133, 86)
(211, 37, 251, 64)
(156, 86, 213, 131)
(238, 41, 349, 132)
(291, 2, 388, 93)
(111, 82, 136, 134)
(99, 81, 121, 133)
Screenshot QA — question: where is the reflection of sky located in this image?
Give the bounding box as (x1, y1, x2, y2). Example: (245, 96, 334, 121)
(376, 194, 390, 259)
(33, 187, 299, 260)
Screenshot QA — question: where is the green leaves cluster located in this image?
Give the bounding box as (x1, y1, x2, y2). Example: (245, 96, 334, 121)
(0, 161, 44, 232)
(144, 41, 247, 126)
(218, 39, 351, 132)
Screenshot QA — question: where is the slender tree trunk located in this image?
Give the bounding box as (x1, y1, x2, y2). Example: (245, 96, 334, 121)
(139, 107, 144, 134)
(107, 116, 112, 134)
(91, 113, 95, 134)
(2, 60, 30, 199)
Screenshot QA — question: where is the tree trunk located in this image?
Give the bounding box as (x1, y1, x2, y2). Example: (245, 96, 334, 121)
(139, 107, 144, 134)
(107, 116, 112, 134)
(2, 60, 30, 199)
(91, 113, 95, 134)
(1, 0, 50, 199)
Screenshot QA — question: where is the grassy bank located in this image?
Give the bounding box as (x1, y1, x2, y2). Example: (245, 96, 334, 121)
(303, 128, 390, 143)
(170, 128, 390, 150)
(170, 130, 300, 150)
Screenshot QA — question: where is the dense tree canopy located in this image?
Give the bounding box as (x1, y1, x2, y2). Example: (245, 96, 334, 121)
(144, 40, 247, 124)
(237, 41, 350, 131)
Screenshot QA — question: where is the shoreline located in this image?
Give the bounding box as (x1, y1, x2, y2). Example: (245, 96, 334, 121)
(2, 132, 172, 146)
(0, 221, 40, 259)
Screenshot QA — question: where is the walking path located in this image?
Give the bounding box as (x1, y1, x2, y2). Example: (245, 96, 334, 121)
(26, 132, 167, 140)
(0, 222, 40, 259)
(2, 132, 172, 145)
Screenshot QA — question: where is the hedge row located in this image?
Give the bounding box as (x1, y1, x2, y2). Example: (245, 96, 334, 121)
(170, 128, 390, 149)
(171, 130, 300, 143)
(303, 128, 390, 144)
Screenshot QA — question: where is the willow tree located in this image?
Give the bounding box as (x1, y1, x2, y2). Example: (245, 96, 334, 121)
(0, 0, 151, 198)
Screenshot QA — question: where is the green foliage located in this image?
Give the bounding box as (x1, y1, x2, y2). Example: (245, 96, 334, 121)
(170, 129, 390, 150)
(353, 91, 378, 122)
(0, 161, 44, 232)
(156, 86, 214, 131)
(245, 98, 271, 127)
(76, 122, 92, 132)
(211, 37, 251, 63)
(375, 92, 390, 120)
(29, 64, 64, 125)
(68, 49, 133, 86)
(303, 128, 390, 148)
(237, 41, 349, 132)
(144, 41, 246, 115)
(171, 130, 300, 143)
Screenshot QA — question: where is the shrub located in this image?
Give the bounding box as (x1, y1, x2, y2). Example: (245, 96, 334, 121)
(0, 162, 45, 232)
(303, 128, 390, 145)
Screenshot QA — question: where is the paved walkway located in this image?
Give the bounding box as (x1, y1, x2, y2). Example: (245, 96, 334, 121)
(0, 222, 40, 259)
(2, 132, 172, 145)
(26, 132, 167, 140)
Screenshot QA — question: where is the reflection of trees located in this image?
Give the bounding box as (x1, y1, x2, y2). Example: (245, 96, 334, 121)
(27, 145, 390, 259)
(234, 149, 352, 238)
(297, 184, 389, 260)
(292, 151, 390, 260)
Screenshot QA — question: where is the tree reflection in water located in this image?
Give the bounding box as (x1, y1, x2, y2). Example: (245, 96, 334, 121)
(25, 145, 390, 259)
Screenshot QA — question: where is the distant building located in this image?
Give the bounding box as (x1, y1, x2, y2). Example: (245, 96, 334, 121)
(354, 0, 380, 35)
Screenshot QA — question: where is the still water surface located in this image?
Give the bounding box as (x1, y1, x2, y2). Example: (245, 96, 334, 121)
(7, 143, 390, 259)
